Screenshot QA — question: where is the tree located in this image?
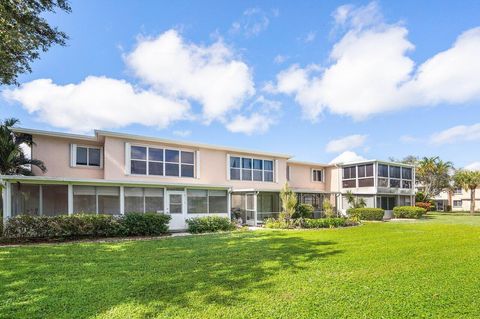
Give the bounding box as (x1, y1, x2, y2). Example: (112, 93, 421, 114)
(453, 170, 480, 214)
(0, 118, 46, 175)
(415, 156, 453, 201)
(345, 191, 366, 209)
(388, 155, 419, 166)
(0, 0, 71, 85)
(279, 183, 297, 222)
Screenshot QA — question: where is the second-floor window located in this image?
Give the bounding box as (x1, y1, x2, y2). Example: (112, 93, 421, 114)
(358, 164, 374, 187)
(130, 146, 195, 178)
(76, 146, 101, 167)
(454, 188, 462, 195)
(342, 166, 356, 188)
(312, 169, 323, 182)
(230, 156, 274, 182)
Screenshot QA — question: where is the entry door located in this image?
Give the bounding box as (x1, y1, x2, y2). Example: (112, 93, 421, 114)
(166, 191, 186, 230)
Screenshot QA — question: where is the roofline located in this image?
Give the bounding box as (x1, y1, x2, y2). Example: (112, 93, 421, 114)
(11, 127, 292, 159)
(338, 159, 415, 168)
(0, 175, 231, 189)
(287, 159, 334, 167)
(11, 127, 97, 141)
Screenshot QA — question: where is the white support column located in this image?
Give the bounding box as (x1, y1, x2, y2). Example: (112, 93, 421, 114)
(227, 189, 232, 220)
(3, 182, 12, 221)
(119, 186, 125, 215)
(39, 185, 43, 216)
(253, 191, 258, 226)
(67, 184, 73, 215)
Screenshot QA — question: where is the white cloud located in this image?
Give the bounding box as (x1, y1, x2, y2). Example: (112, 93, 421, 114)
(303, 31, 316, 43)
(465, 162, 480, 171)
(230, 8, 271, 37)
(3, 77, 190, 133)
(125, 29, 254, 122)
(329, 151, 366, 164)
(430, 123, 480, 145)
(273, 54, 288, 64)
(226, 96, 280, 134)
(271, 2, 480, 121)
(325, 134, 367, 153)
(173, 130, 191, 137)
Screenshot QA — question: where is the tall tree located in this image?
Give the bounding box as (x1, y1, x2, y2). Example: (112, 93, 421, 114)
(0, 0, 71, 85)
(453, 170, 480, 214)
(416, 156, 453, 201)
(0, 118, 46, 175)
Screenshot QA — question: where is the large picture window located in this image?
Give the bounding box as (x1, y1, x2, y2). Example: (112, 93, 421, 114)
(130, 145, 195, 178)
(230, 156, 274, 182)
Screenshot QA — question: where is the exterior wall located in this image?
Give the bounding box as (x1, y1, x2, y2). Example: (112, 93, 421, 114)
(287, 163, 327, 191)
(31, 135, 104, 179)
(104, 136, 287, 190)
(434, 188, 480, 211)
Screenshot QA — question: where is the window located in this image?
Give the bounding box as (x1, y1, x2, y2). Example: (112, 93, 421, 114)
(378, 164, 389, 177)
(73, 186, 120, 214)
(402, 167, 412, 180)
(130, 145, 195, 178)
(42, 185, 68, 216)
(11, 184, 40, 216)
(124, 187, 164, 213)
(389, 166, 401, 178)
(342, 180, 356, 188)
(453, 200, 462, 207)
(11, 184, 69, 217)
(358, 178, 374, 187)
(187, 189, 228, 214)
(454, 188, 462, 195)
(358, 164, 374, 187)
(286, 165, 290, 181)
(229, 156, 275, 182)
(76, 146, 101, 167)
(402, 180, 412, 189)
(312, 169, 323, 182)
(343, 166, 356, 179)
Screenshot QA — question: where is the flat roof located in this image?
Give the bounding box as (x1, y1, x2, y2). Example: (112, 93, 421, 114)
(12, 127, 292, 159)
(287, 159, 333, 167)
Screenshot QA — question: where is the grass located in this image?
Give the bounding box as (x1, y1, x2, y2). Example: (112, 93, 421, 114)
(1, 213, 480, 318)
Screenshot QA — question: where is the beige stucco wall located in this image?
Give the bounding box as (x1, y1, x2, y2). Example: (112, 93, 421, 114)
(103, 136, 288, 190)
(287, 163, 327, 191)
(31, 135, 104, 179)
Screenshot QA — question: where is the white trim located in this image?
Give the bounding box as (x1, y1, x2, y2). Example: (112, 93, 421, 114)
(67, 184, 73, 215)
(70, 144, 77, 167)
(226, 154, 231, 180)
(4, 182, 11, 219)
(73, 144, 103, 168)
(196, 150, 201, 179)
(275, 160, 279, 183)
(119, 186, 125, 215)
(125, 142, 131, 175)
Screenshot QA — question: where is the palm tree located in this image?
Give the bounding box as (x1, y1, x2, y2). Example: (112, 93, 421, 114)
(416, 156, 453, 201)
(0, 118, 46, 175)
(453, 169, 480, 215)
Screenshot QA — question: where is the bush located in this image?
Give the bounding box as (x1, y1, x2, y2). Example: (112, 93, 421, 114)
(186, 216, 236, 234)
(393, 206, 426, 219)
(264, 218, 295, 229)
(303, 218, 349, 228)
(2, 213, 170, 240)
(293, 204, 314, 219)
(415, 202, 433, 211)
(347, 208, 384, 221)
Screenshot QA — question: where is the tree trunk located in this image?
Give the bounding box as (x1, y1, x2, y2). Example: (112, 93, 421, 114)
(471, 188, 476, 215)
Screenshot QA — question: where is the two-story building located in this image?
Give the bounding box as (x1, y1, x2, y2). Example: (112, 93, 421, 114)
(0, 128, 415, 229)
(434, 187, 480, 212)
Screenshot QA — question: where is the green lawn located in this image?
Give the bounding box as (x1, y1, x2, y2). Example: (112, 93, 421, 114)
(1, 214, 480, 318)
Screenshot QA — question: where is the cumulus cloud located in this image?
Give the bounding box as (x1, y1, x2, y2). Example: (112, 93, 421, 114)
(271, 2, 480, 121)
(464, 162, 480, 171)
(430, 123, 480, 145)
(3, 77, 190, 133)
(225, 96, 280, 135)
(125, 30, 254, 122)
(325, 134, 367, 153)
(329, 151, 366, 164)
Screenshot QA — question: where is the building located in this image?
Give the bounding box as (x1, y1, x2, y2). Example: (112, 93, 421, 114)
(434, 187, 480, 212)
(1, 128, 415, 229)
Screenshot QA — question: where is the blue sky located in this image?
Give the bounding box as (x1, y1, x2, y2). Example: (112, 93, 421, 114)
(1, 0, 480, 168)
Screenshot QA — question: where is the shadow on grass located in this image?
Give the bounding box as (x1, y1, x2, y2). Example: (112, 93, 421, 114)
(0, 231, 342, 318)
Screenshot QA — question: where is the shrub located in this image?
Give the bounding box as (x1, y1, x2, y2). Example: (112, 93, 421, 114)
(393, 206, 426, 219)
(303, 218, 348, 228)
(293, 203, 314, 219)
(323, 199, 335, 218)
(415, 202, 432, 211)
(347, 208, 384, 221)
(2, 213, 170, 240)
(264, 218, 295, 229)
(186, 216, 235, 234)
(122, 212, 171, 236)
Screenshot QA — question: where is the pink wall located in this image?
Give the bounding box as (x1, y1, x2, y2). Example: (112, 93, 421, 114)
(287, 163, 327, 191)
(104, 136, 288, 189)
(31, 135, 104, 179)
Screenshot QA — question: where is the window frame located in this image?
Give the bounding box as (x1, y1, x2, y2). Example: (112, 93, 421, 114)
(453, 200, 462, 207)
(311, 169, 324, 182)
(128, 143, 196, 178)
(73, 144, 103, 168)
(229, 154, 275, 183)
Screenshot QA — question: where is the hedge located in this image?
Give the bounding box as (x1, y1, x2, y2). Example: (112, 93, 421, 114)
(1, 213, 171, 240)
(393, 206, 426, 219)
(186, 216, 236, 234)
(347, 208, 385, 221)
(303, 218, 350, 228)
